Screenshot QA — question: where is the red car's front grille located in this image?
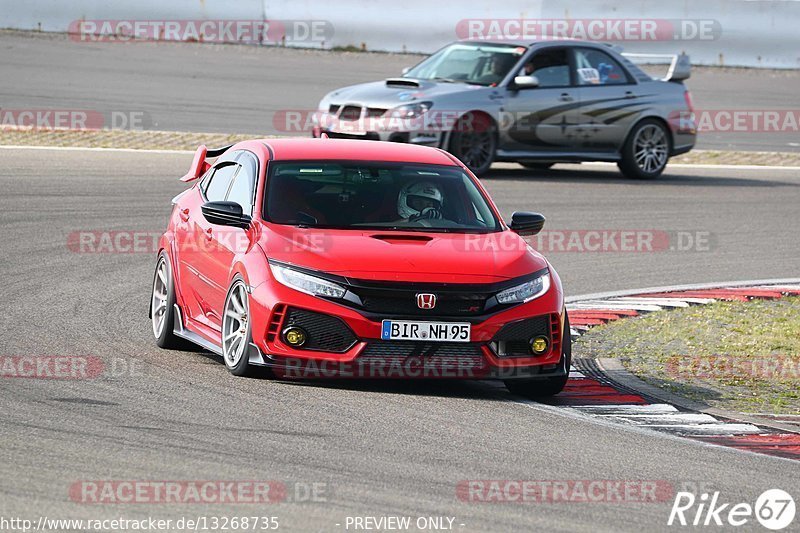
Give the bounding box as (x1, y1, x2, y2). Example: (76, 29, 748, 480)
(359, 294, 489, 316)
(283, 308, 357, 353)
(358, 341, 488, 374)
(490, 314, 557, 357)
(359, 341, 485, 359)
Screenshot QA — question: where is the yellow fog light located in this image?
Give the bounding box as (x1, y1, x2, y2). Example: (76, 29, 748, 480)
(530, 336, 549, 355)
(283, 326, 307, 347)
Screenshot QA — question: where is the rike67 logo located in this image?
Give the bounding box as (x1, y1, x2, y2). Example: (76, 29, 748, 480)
(668, 489, 795, 530)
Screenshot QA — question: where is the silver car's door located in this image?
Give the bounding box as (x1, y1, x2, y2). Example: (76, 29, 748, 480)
(571, 47, 644, 153)
(499, 47, 580, 153)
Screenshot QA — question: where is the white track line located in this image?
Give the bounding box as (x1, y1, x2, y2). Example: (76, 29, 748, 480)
(614, 296, 716, 305)
(580, 161, 800, 171)
(567, 302, 663, 312)
(645, 423, 763, 435)
(566, 279, 800, 304)
(600, 413, 720, 424)
(576, 404, 679, 414)
(753, 285, 800, 291)
(606, 297, 691, 308)
(667, 163, 800, 171)
(2, 145, 800, 170)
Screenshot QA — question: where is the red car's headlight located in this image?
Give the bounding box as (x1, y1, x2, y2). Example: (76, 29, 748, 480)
(269, 263, 346, 299)
(496, 272, 550, 304)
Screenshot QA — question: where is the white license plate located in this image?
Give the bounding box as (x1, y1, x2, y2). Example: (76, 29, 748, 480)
(333, 126, 367, 135)
(381, 320, 471, 342)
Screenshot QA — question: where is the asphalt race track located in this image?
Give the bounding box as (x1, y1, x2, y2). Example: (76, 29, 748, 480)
(2, 30, 800, 152)
(1, 146, 798, 531)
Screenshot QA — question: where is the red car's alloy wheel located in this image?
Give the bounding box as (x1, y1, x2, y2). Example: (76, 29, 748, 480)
(222, 280, 251, 371)
(150, 256, 169, 339)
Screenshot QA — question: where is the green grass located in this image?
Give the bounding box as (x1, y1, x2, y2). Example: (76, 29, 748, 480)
(331, 44, 366, 52)
(575, 296, 800, 414)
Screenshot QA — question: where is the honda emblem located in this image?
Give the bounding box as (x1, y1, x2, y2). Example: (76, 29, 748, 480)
(416, 293, 437, 310)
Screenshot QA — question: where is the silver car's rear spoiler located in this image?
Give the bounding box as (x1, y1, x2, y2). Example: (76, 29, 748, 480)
(622, 52, 691, 82)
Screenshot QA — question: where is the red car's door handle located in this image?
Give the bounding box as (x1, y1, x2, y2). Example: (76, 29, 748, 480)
(179, 208, 190, 222)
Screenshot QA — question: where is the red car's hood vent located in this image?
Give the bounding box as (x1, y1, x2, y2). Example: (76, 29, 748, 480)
(370, 234, 432, 244)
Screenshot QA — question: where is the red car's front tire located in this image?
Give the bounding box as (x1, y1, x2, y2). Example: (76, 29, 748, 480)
(222, 277, 259, 377)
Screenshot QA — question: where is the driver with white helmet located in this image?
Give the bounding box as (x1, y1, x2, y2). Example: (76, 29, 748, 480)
(397, 181, 445, 222)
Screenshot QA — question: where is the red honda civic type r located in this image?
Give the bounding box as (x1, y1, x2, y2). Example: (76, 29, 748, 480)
(151, 138, 570, 396)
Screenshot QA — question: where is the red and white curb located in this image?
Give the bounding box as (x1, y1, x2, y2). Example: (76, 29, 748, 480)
(558, 279, 800, 461)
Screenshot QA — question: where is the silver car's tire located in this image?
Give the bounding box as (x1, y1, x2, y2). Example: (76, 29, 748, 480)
(448, 112, 496, 176)
(222, 277, 256, 377)
(618, 119, 671, 179)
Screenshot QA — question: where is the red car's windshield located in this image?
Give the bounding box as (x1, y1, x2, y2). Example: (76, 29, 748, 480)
(265, 162, 502, 233)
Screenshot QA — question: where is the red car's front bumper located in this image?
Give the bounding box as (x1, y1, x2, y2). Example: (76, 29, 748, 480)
(245, 272, 567, 380)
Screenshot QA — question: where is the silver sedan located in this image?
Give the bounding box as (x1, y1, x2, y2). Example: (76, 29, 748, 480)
(313, 40, 697, 178)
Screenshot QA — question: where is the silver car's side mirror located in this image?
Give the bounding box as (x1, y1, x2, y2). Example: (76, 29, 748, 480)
(401, 66, 411, 75)
(513, 75, 540, 89)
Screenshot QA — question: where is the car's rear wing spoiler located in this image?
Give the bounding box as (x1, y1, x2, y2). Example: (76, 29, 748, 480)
(180, 144, 234, 182)
(622, 52, 691, 82)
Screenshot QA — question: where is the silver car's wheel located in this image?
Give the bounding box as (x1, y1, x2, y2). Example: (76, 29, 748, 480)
(619, 119, 671, 179)
(222, 280, 250, 371)
(151, 257, 169, 339)
(634, 124, 669, 174)
(448, 113, 496, 176)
